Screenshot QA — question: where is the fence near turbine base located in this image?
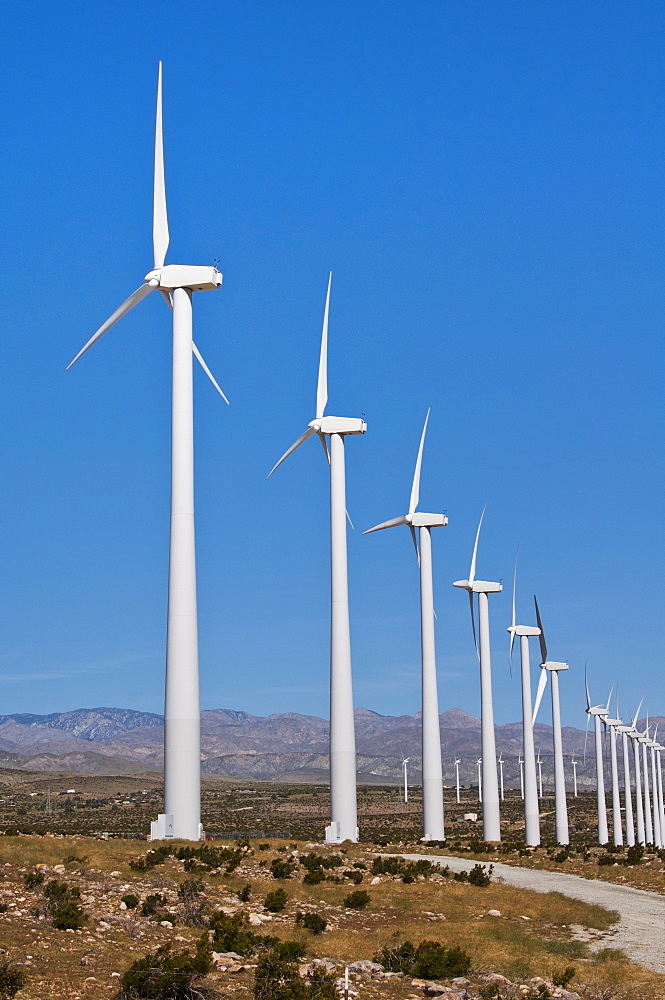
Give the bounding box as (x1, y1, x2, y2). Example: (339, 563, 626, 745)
(206, 829, 292, 841)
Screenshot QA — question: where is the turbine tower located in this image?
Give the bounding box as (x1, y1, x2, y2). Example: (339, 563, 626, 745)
(532, 597, 569, 845)
(585, 675, 610, 846)
(67, 64, 227, 842)
(454, 508, 502, 842)
(364, 410, 447, 841)
(402, 758, 410, 804)
(454, 758, 461, 804)
(268, 274, 366, 844)
(639, 721, 654, 845)
(571, 758, 578, 797)
(507, 566, 542, 845)
(628, 701, 646, 845)
(604, 699, 624, 847)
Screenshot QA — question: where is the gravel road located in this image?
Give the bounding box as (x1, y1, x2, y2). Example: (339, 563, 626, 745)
(399, 853, 665, 974)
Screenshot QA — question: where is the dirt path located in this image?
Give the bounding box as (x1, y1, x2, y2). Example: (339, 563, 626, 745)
(399, 853, 665, 975)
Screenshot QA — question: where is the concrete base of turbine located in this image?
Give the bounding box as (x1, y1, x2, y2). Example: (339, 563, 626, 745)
(150, 814, 204, 842)
(325, 822, 359, 844)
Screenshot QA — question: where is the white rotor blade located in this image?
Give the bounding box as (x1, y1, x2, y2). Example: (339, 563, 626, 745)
(532, 667, 548, 724)
(469, 592, 480, 661)
(153, 62, 169, 270)
(66, 283, 155, 369)
(409, 524, 420, 566)
(605, 683, 615, 713)
(159, 289, 173, 308)
(469, 503, 487, 585)
(632, 697, 644, 729)
(192, 342, 230, 404)
(363, 515, 409, 534)
(509, 552, 517, 673)
(408, 408, 430, 515)
(584, 664, 591, 711)
(533, 594, 548, 664)
(267, 426, 316, 478)
(316, 273, 331, 419)
(318, 433, 330, 464)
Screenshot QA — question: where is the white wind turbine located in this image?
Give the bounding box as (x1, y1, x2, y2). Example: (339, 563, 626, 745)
(628, 701, 646, 845)
(537, 752, 543, 799)
(518, 756, 524, 800)
(67, 64, 227, 842)
(571, 758, 578, 797)
(498, 754, 505, 801)
(614, 696, 637, 846)
(477, 758, 483, 804)
(268, 273, 366, 844)
(585, 674, 611, 846)
(364, 410, 447, 841)
(454, 758, 461, 804)
(639, 719, 654, 845)
(454, 508, 502, 841)
(654, 738, 665, 848)
(647, 725, 662, 848)
(507, 566, 542, 845)
(402, 758, 410, 805)
(603, 695, 624, 847)
(531, 597, 569, 845)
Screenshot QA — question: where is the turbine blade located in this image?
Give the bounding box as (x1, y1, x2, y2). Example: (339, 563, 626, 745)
(66, 283, 155, 369)
(585, 663, 591, 711)
(469, 591, 480, 661)
(362, 516, 409, 534)
(346, 509, 355, 530)
(409, 524, 420, 567)
(316, 273, 331, 419)
(159, 289, 173, 308)
(153, 62, 169, 269)
(318, 433, 330, 465)
(469, 503, 487, 585)
(509, 551, 518, 675)
(408, 408, 430, 514)
(532, 668, 548, 725)
(533, 594, 548, 664)
(632, 697, 644, 729)
(192, 342, 230, 404)
(605, 683, 615, 713)
(267, 427, 316, 478)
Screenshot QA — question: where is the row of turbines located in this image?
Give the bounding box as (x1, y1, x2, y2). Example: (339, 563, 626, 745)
(66, 64, 658, 848)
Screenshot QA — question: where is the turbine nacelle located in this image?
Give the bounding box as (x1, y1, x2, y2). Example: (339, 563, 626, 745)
(453, 579, 502, 594)
(507, 624, 541, 637)
(364, 511, 447, 534)
(542, 660, 569, 672)
(308, 416, 367, 436)
(145, 265, 223, 291)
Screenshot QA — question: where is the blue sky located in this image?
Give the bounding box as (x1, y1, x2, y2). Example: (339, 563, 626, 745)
(0, 1, 662, 728)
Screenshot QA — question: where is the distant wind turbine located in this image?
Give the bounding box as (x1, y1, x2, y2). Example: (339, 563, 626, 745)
(639, 720, 654, 845)
(67, 64, 227, 842)
(571, 758, 578, 798)
(402, 758, 410, 805)
(268, 273, 366, 844)
(477, 758, 483, 804)
(532, 597, 569, 845)
(585, 672, 610, 846)
(454, 758, 461, 804)
(364, 410, 447, 841)
(518, 756, 524, 800)
(628, 701, 646, 845)
(498, 755, 505, 802)
(454, 508, 502, 841)
(604, 695, 624, 847)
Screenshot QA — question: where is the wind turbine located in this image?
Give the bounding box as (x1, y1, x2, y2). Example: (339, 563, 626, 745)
(585, 673, 610, 846)
(648, 725, 662, 848)
(454, 758, 461, 804)
(454, 508, 502, 841)
(402, 758, 410, 805)
(537, 752, 543, 800)
(507, 566, 542, 845)
(518, 756, 524, 800)
(655, 739, 665, 849)
(532, 597, 569, 845)
(67, 64, 227, 842)
(268, 273, 366, 844)
(639, 720, 654, 845)
(604, 696, 624, 847)
(571, 758, 578, 797)
(477, 758, 483, 804)
(628, 701, 646, 845)
(498, 754, 505, 802)
(615, 708, 635, 847)
(364, 410, 447, 841)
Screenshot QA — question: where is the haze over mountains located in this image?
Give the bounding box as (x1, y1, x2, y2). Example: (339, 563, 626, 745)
(1, 706, 655, 786)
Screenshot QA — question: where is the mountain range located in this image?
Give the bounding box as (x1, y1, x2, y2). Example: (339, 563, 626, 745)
(1, 705, 658, 786)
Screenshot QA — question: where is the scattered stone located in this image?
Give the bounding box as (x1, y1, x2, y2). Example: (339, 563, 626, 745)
(487, 909, 501, 917)
(370, 876, 381, 884)
(119, 901, 127, 910)
(348, 960, 383, 974)
(451, 979, 469, 987)
(483, 973, 510, 985)
(53, 865, 66, 874)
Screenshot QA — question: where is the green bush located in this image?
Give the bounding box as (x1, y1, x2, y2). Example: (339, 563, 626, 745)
(265, 889, 288, 913)
(301, 854, 343, 871)
(122, 894, 140, 910)
(273, 941, 307, 961)
(238, 884, 252, 902)
(209, 911, 277, 956)
(343, 890, 370, 910)
(303, 869, 325, 885)
(130, 844, 174, 871)
(0, 905, 7, 915)
(119, 937, 212, 998)
(468, 864, 493, 886)
(24, 871, 45, 889)
(552, 966, 575, 987)
(296, 912, 327, 935)
(42, 880, 87, 930)
(348, 871, 363, 884)
(253, 948, 335, 1000)
(270, 858, 296, 880)
(142, 894, 168, 920)
(0, 963, 26, 999)
(597, 853, 615, 866)
(375, 938, 471, 979)
(625, 844, 644, 866)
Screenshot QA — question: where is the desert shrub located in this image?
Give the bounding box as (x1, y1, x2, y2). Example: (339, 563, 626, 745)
(122, 894, 140, 910)
(270, 858, 296, 880)
(238, 884, 252, 902)
(348, 871, 363, 884)
(63, 853, 88, 865)
(0, 905, 7, 914)
(296, 912, 327, 935)
(468, 863, 493, 886)
(258, 843, 271, 851)
(453, 870, 469, 882)
(0, 963, 27, 999)
(130, 844, 173, 871)
(273, 941, 307, 961)
(209, 911, 276, 956)
(301, 854, 343, 871)
(375, 939, 470, 978)
(402, 873, 414, 884)
(178, 878, 206, 927)
(625, 844, 644, 866)
(253, 948, 335, 1000)
(142, 894, 168, 919)
(553, 850, 569, 863)
(119, 936, 212, 998)
(597, 853, 615, 866)
(343, 890, 370, 909)
(42, 880, 87, 930)
(596, 948, 627, 963)
(544, 939, 589, 959)
(303, 869, 325, 885)
(265, 889, 288, 913)
(24, 871, 45, 889)
(552, 966, 576, 987)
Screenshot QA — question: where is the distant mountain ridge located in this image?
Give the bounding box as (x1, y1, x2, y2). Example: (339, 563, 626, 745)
(0, 706, 661, 785)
